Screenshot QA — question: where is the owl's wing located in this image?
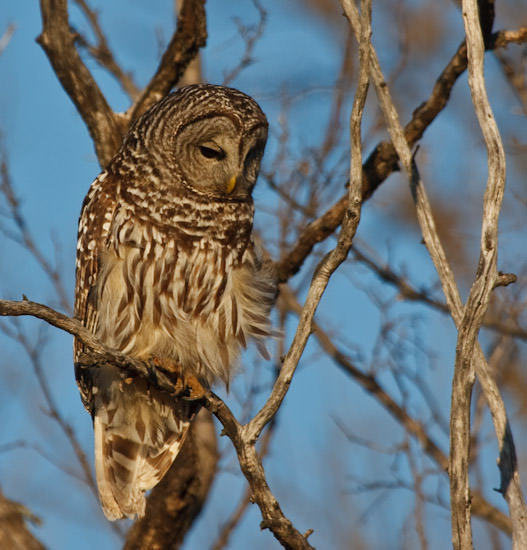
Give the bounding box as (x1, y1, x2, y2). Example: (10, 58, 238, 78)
(74, 171, 118, 362)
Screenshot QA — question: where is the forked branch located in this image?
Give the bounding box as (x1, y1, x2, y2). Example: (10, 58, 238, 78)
(275, 26, 527, 283)
(37, 0, 207, 167)
(341, 0, 526, 547)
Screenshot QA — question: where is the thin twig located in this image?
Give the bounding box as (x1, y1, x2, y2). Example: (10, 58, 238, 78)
(351, 244, 526, 340)
(128, 0, 207, 123)
(274, 26, 527, 284)
(280, 284, 512, 535)
(342, 0, 526, 547)
(222, 0, 267, 86)
(0, 158, 72, 314)
(0, 23, 15, 56)
(72, 0, 140, 100)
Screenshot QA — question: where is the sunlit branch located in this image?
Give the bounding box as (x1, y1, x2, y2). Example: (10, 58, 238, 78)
(341, 0, 526, 547)
(247, 0, 369, 443)
(275, 26, 527, 284)
(351, 244, 526, 340)
(72, 0, 141, 100)
(280, 284, 512, 536)
(0, 298, 316, 549)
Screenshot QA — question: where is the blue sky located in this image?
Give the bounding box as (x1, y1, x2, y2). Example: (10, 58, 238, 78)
(0, 2, 525, 549)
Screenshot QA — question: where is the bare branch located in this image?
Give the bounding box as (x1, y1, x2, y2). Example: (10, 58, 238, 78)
(37, 0, 125, 166)
(203, 394, 316, 550)
(128, 0, 207, 122)
(274, 26, 527, 284)
(248, 0, 369, 443)
(222, 0, 267, 86)
(0, 23, 15, 56)
(211, 421, 275, 550)
(455, 2, 525, 548)
(341, 0, 525, 547)
(0, 298, 315, 549)
(280, 284, 513, 536)
(37, 0, 207, 167)
(0, 490, 44, 550)
(0, 299, 174, 387)
(72, 0, 141, 100)
(0, 158, 72, 314)
(351, 244, 526, 340)
(4, 319, 98, 497)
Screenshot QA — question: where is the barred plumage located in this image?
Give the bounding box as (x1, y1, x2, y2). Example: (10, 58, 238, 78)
(74, 84, 274, 520)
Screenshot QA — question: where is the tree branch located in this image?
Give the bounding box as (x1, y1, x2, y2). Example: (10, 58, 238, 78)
(72, 0, 141, 100)
(37, 0, 207, 167)
(351, 244, 526, 340)
(0, 298, 315, 549)
(274, 26, 527, 284)
(341, 1, 525, 547)
(37, 0, 125, 166)
(454, 2, 525, 548)
(128, 0, 207, 123)
(0, 490, 44, 550)
(248, 0, 369, 443)
(280, 283, 513, 536)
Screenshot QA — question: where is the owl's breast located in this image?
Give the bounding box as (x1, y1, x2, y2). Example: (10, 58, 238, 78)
(95, 216, 274, 386)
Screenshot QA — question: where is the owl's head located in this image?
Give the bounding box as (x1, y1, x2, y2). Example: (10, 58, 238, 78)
(124, 84, 268, 201)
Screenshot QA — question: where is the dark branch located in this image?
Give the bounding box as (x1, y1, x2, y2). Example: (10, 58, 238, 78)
(0, 298, 315, 549)
(275, 27, 527, 283)
(72, 0, 141, 100)
(37, 0, 125, 166)
(129, 0, 207, 122)
(0, 490, 44, 550)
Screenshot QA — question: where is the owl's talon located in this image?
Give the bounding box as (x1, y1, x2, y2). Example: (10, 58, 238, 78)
(182, 375, 206, 401)
(146, 358, 161, 385)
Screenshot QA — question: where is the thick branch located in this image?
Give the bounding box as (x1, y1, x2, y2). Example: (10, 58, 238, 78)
(0, 491, 44, 550)
(128, 0, 207, 122)
(203, 394, 316, 550)
(341, 1, 525, 547)
(38, 0, 207, 167)
(0, 298, 314, 549)
(37, 0, 124, 166)
(124, 410, 217, 550)
(275, 27, 527, 284)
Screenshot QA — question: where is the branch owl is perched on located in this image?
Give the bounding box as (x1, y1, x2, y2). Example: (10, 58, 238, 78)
(74, 84, 275, 520)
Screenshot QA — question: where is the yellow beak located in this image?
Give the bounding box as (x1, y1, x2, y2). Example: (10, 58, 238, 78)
(226, 175, 237, 194)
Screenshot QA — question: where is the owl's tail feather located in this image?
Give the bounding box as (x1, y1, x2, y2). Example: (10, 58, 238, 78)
(93, 379, 198, 521)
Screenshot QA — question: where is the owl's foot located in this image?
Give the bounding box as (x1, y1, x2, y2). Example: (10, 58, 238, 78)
(181, 374, 206, 401)
(149, 356, 205, 400)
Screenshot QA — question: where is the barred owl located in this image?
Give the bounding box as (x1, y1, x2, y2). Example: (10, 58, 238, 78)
(74, 84, 274, 520)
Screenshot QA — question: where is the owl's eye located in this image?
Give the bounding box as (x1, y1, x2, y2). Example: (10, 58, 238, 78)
(198, 144, 225, 161)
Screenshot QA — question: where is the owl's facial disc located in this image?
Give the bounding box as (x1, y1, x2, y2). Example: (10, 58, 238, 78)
(174, 115, 266, 200)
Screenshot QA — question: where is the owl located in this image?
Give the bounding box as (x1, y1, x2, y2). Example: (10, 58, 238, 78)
(74, 84, 275, 520)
